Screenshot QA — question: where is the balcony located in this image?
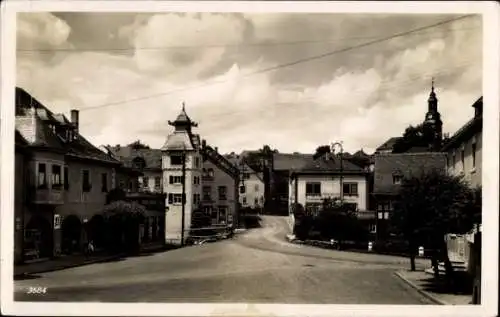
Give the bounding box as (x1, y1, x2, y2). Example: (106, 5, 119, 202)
(28, 186, 64, 205)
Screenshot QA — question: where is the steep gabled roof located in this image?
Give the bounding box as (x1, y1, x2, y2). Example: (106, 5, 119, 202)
(106, 146, 163, 170)
(373, 152, 447, 194)
(376, 137, 402, 152)
(273, 153, 314, 171)
(15, 87, 119, 165)
(294, 154, 367, 175)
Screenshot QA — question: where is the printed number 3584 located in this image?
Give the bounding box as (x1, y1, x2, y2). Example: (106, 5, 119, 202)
(27, 287, 47, 294)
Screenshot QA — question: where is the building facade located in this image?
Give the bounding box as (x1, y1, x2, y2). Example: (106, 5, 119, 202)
(201, 142, 240, 226)
(14, 87, 136, 261)
(239, 163, 265, 210)
(440, 96, 482, 295)
(371, 152, 447, 239)
(288, 153, 373, 231)
(161, 106, 239, 245)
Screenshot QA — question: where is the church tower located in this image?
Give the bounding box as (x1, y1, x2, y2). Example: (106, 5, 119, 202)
(161, 103, 203, 245)
(423, 79, 443, 150)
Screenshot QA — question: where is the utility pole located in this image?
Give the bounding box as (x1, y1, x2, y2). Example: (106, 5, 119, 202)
(332, 142, 344, 204)
(180, 148, 186, 247)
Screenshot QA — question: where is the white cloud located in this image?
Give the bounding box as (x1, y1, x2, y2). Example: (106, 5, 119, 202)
(15, 13, 483, 156)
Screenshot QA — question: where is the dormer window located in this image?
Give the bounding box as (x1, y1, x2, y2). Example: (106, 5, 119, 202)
(132, 157, 146, 170)
(392, 170, 403, 185)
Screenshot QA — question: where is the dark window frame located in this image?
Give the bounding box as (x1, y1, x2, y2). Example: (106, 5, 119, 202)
(305, 182, 321, 196)
(51, 164, 62, 189)
(37, 163, 47, 189)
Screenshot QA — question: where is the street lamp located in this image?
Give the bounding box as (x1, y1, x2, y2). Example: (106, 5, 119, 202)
(331, 142, 344, 204)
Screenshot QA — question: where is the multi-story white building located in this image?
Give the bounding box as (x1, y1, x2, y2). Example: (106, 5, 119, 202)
(442, 97, 482, 189)
(161, 105, 203, 244)
(239, 163, 265, 210)
(288, 153, 372, 230)
(161, 106, 239, 245)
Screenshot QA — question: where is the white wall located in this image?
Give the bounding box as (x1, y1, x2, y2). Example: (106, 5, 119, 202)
(239, 174, 264, 209)
(294, 174, 368, 211)
(446, 130, 482, 189)
(162, 151, 202, 244)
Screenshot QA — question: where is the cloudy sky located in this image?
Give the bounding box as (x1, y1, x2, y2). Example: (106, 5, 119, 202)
(16, 11, 482, 154)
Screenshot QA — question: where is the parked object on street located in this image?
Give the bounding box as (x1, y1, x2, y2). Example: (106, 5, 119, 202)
(368, 241, 373, 251)
(418, 246, 424, 257)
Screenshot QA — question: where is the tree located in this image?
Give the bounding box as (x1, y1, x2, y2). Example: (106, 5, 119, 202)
(128, 140, 150, 150)
(103, 200, 146, 253)
(316, 198, 365, 247)
(392, 123, 435, 153)
(391, 169, 481, 276)
(313, 145, 331, 160)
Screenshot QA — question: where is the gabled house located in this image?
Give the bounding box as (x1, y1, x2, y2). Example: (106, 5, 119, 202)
(104, 145, 162, 193)
(14, 87, 127, 261)
(289, 153, 374, 233)
(371, 152, 447, 239)
(226, 155, 265, 210)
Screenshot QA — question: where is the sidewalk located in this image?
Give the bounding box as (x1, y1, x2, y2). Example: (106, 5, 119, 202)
(395, 269, 473, 305)
(14, 243, 167, 278)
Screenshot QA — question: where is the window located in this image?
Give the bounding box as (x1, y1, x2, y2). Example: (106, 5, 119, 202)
(128, 181, 133, 191)
(82, 170, 91, 192)
(392, 175, 403, 185)
(195, 157, 200, 168)
(154, 176, 161, 189)
(168, 193, 184, 204)
(37, 163, 47, 188)
(194, 176, 200, 185)
(208, 168, 214, 178)
(203, 205, 212, 214)
(142, 176, 149, 189)
(51, 165, 62, 189)
(242, 196, 247, 204)
(218, 186, 227, 200)
(254, 184, 259, 192)
(203, 186, 211, 201)
(305, 182, 321, 196)
(169, 175, 184, 184)
(243, 173, 250, 180)
(170, 155, 183, 165)
(240, 185, 246, 194)
(472, 143, 477, 168)
(218, 206, 227, 224)
(64, 166, 69, 190)
(193, 193, 200, 205)
(342, 183, 358, 196)
(101, 173, 108, 192)
(369, 224, 377, 233)
(254, 197, 259, 205)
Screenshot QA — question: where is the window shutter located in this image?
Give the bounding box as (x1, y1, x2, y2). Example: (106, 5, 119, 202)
(168, 194, 173, 204)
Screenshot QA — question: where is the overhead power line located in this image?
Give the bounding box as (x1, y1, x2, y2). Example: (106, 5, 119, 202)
(63, 14, 476, 112)
(75, 59, 480, 128)
(17, 25, 479, 53)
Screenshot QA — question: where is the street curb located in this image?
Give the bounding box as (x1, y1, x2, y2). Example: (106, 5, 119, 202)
(14, 254, 126, 278)
(394, 271, 448, 305)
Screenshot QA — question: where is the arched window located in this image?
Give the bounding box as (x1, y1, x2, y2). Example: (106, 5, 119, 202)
(132, 157, 146, 170)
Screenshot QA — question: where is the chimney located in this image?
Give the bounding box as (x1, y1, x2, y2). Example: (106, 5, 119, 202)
(70, 109, 79, 133)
